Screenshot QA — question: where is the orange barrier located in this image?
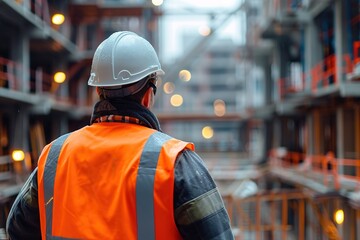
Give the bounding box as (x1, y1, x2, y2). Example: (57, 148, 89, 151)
(343, 54, 353, 74)
(281, 41, 360, 95)
(311, 55, 337, 92)
(269, 149, 360, 191)
(354, 41, 360, 65)
(343, 41, 360, 78)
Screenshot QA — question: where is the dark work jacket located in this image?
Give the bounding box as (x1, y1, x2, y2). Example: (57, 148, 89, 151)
(6, 99, 233, 240)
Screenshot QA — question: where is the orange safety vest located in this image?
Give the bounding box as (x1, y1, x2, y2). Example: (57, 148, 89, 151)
(37, 123, 194, 240)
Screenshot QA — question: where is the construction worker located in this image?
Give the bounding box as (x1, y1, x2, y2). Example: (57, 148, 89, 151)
(6, 31, 234, 239)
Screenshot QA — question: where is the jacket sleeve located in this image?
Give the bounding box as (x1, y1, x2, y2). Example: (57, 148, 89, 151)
(6, 168, 41, 240)
(174, 149, 234, 240)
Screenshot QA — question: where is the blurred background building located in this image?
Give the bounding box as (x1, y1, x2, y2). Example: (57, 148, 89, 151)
(0, 0, 360, 239)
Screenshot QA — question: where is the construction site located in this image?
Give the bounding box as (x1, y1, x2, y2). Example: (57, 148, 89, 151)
(0, 0, 360, 239)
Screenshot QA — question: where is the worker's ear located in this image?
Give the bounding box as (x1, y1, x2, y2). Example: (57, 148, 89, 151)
(96, 87, 106, 100)
(141, 87, 154, 108)
(96, 87, 102, 96)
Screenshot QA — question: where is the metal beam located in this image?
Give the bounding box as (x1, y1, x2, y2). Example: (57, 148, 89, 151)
(163, 4, 245, 82)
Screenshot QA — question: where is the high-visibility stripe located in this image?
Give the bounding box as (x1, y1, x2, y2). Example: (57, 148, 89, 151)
(136, 131, 171, 240)
(174, 188, 224, 225)
(47, 236, 79, 240)
(43, 134, 70, 239)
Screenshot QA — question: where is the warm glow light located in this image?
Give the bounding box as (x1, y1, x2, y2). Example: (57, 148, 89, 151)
(179, 70, 191, 82)
(214, 99, 226, 117)
(170, 94, 183, 107)
(52, 13, 65, 25)
(334, 209, 344, 224)
(12, 150, 25, 161)
(163, 82, 175, 94)
(202, 126, 214, 139)
(152, 0, 163, 6)
(198, 25, 211, 36)
(54, 72, 66, 83)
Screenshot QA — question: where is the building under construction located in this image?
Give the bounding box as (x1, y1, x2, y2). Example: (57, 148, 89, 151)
(0, 0, 360, 239)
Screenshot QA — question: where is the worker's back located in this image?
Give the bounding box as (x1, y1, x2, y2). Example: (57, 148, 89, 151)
(37, 123, 193, 240)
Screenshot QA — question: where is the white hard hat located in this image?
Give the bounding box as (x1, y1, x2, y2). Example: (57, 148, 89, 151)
(88, 31, 164, 90)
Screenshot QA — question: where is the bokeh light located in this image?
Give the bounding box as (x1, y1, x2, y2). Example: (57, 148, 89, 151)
(334, 209, 344, 225)
(170, 94, 183, 107)
(12, 150, 25, 161)
(202, 126, 214, 139)
(54, 72, 66, 83)
(52, 14, 65, 25)
(179, 70, 191, 82)
(214, 99, 226, 116)
(163, 82, 175, 94)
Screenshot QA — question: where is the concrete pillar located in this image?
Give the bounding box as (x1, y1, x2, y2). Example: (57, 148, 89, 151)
(355, 107, 360, 158)
(336, 107, 344, 175)
(259, 55, 273, 103)
(11, 28, 30, 93)
(273, 117, 281, 148)
(77, 24, 86, 50)
(58, 80, 69, 99)
(305, 202, 314, 240)
(313, 110, 321, 154)
(263, 119, 274, 160)
(304, 20, 321, 91)
(334, 0, 345, 84)
(306, 113, 314, 155)
(12, 107, 30, 152)
(11, 106, 31, 175)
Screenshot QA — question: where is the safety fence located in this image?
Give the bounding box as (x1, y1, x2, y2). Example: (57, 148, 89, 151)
(278, 41, 360, 99)
(0, 56, 53, 93)
(13, 0, 50, 24)
(224, 190, 312, 240)
(0, 55, 98, 111)
(0, 57, 19, 90)
(269, 148, 360, 191)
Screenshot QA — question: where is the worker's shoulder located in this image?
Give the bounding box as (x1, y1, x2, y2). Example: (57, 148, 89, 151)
(176, 148, 205, 168)
(151, 131, 193, 146)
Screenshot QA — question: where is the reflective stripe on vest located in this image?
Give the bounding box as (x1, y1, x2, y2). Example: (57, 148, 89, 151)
(43, 134, 71, 239)
(136, 132, 171, 240)
(43, 131, 171, 240)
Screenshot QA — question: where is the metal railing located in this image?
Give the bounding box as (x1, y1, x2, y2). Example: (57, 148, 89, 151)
(278, 41, 360, 99)
(224, 190, 309, 240)
(269, 148, 360, 191)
